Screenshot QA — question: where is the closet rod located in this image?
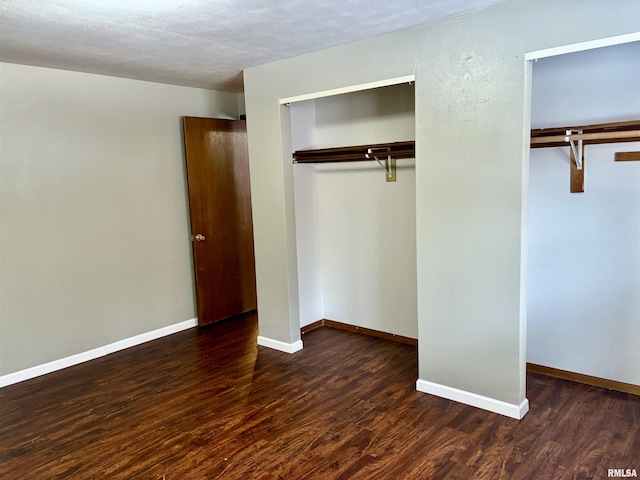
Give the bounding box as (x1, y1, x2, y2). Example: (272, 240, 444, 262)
(293, 141, 415, 164)
(531, 130, 640, 147)
(530, 119, 640, 194)
(530, 119, 640, 148)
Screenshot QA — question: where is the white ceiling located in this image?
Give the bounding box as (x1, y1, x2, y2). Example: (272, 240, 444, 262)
(0, 0, 505, 92)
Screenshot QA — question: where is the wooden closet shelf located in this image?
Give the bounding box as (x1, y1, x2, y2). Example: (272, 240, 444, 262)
(531, 119, 640, 148)
(530, 119, 640, 193)
(293, 140, 415, 164)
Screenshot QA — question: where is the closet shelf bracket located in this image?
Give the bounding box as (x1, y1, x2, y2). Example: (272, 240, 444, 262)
(366, 147, 396, 182)
(566, 130, 584, 171)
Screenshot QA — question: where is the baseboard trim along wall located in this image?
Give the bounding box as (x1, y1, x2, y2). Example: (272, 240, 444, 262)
(527, 362, 640, 396)
(301, 319, 418, 346)
(0, 318, 198, 388)
(416, 379, 530, 420)
(257, 336, 304, 354)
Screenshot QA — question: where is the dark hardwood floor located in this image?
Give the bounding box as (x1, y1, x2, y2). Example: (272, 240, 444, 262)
(1, 313, 638, 479)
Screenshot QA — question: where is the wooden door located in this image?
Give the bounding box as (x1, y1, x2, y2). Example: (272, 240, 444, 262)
(182, 117, 257, 325)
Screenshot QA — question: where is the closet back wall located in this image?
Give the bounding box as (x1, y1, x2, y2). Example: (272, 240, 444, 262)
(528, 42, 640, 385)
(291, 85, 417, 338)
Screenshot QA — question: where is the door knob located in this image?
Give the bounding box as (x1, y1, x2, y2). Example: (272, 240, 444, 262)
(194, 234, 206, 242)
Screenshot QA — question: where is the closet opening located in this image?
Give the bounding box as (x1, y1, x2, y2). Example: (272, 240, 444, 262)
(525, 39, 640, 395)
(284, 79, 418, 348)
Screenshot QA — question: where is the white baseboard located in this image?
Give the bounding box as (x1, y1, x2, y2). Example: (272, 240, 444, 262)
(416, 379, 529, 420)
(0, 318, 198, 388)
(257, 336, 303, 354)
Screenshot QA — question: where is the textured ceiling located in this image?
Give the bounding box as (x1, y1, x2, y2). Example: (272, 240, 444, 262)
(0, 0, 505, 92)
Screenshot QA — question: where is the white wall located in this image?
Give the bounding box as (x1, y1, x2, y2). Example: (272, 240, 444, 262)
(313, 84, 415, 147)
(0, 63, 239, 376)
(244, 0, 639, 415)
(528, 42, 640, 384)
(291, 100, 324, 326)
(316, 161, 417, 338)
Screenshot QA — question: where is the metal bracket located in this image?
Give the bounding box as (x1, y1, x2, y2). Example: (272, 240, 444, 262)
(564, 130, 584, 170)
(366, 147, 396, 182)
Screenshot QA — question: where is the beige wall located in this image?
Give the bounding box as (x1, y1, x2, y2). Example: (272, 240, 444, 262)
(243, 0, 639, 412)
(0, 63, 239, 375)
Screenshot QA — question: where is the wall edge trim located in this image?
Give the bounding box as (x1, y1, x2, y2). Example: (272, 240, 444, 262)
(525, 32, 640, 61)
(279, 74, 415, 105)
(301, 319, 418, 346)
(257, 336, 303, 354)
(301, 320, 324, 334)
(527, 363, 640, 395)
(416, 379, 529, 420)
(0, 318, 198, 388)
